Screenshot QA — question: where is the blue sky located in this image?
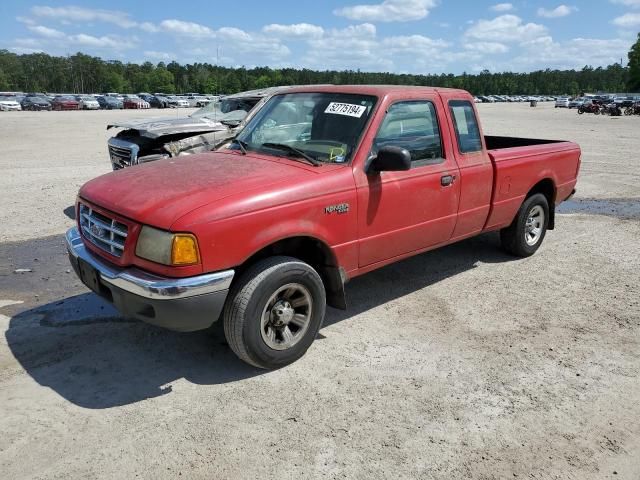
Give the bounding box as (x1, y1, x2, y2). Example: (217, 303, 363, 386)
(2, 1, 639, 73)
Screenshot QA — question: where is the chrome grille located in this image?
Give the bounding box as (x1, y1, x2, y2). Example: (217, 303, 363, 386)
(79, 204, 128, 257)
(108, 138, 139, 170)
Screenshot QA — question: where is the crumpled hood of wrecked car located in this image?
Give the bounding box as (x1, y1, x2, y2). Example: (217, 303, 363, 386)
(107, 115, 229, 138)
(79, 152, 314, 230)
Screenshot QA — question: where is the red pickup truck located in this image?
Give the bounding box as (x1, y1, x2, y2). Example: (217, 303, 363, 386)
(66, 85, 580, 369)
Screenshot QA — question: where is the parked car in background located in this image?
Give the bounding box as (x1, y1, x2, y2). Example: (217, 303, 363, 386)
(21, 96, 52, 111)
(106, 87, 283, 169)
(123, 95, 150, 109)
(614, 96, 635, 108)
(185, 95, 212, 107)
(555, 97, 570, 108)
(153, 95, 171, 108)
(76, 95, 101, 110)
(97, 96, 123, 110)
(139, 94, 167, 108)
(0, 96, 22, 111)
(166, 96, 190, 108)
(51, 95, 80, 110)
(568, 98, 585, 109)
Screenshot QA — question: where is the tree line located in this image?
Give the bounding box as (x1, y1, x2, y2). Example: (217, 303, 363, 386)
(0, 49, 635, 96)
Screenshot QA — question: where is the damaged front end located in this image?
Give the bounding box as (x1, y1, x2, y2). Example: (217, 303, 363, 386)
(106, 87, 290, 170)
(108, 127, 236, 170)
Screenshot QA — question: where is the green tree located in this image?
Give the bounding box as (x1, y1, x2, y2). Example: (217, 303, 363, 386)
(0, 68, 9, 90)
(103, 71, 127, 92)
(148, 67, 175, 93)
(628, 32, 640, 91)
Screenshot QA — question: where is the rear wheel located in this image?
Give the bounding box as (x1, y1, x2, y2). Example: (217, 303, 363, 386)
(500, 193, 549, 257)
(223, 256, 326, 369)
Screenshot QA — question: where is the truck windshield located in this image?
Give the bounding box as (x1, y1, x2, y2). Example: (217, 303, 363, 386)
(235, 92, 377, 163)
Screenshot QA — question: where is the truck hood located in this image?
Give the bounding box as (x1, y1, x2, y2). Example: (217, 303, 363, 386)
(106, 115, 230, 138)
(79, 152, 313, 229)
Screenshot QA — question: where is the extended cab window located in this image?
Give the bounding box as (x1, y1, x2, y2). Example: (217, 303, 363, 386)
(449, 100, 482, 153)
(373, 101, 443, 164)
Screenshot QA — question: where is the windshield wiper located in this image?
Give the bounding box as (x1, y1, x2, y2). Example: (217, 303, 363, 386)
(230, 138, 248, 155)
(262, 143, 320, 166)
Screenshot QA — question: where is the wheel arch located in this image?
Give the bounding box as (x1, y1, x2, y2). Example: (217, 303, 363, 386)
(526, 178, 556, 229)
(235, 235, 347, 310)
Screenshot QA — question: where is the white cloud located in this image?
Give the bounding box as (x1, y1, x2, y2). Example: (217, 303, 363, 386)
(301, 22, 459, 73)
(28, 25, 66, 39)
(491, 3, 514, 12)
(306, 23, 390, 71)
(159, 19, 215, 38)
(382, 34, 449, 51)
(610, 0, 640, 7)
(333, 0, 437, 22)
(10, 47, 45, 54)
(70, 33, 134, 49)
(30, 5, 137, 28)
(612, 12, 640, 26)
(12, 27, 137, 54)
(140, 22, 160, 33)
(528, 37, 630, 68)
(464, 41, 509, 53)
(465, 15, 548, 43)
(14, 38, 43, 48)
(143, 51, 175, 61)
(263, 23, 324, 39)
(537, 5, 578, 18)
(217, 27, 252, 42)
(16, 16, 36, 26)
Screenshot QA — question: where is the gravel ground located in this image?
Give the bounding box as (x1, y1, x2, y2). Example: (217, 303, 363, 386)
(0, 103, 639, 479)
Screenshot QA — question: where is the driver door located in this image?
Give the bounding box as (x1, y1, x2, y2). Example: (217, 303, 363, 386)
(354, 98, 460, 267)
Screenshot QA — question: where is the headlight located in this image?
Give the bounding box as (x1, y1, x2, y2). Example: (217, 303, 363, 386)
(135, 226, 200, 266)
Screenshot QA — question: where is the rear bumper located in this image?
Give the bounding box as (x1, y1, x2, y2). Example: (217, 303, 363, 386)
(65, 227, 234, 332)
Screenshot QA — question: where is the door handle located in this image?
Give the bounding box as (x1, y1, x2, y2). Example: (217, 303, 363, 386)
(441, 174, 456, 187)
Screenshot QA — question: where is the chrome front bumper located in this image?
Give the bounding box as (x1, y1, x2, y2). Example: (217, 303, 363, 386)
(65, 227, 234, 331)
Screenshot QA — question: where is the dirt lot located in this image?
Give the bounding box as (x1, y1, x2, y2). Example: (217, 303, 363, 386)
(0, 103, 639, 479)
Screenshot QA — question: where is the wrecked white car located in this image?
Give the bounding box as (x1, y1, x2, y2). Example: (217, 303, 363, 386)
(106, 88, 280, 170)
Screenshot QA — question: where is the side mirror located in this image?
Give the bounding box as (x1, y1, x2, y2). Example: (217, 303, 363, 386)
(366, 146, 412, 174)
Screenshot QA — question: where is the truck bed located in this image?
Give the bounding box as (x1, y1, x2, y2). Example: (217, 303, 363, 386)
(483, 136, 581, 231)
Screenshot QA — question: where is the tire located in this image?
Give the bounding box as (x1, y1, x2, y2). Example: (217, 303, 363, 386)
(223, 256, 326, 369)
(500, 193, 549, 257)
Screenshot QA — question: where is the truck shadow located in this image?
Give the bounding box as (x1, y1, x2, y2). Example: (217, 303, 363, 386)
(324, 232, 511, 327)
(3, 231, 513, 409)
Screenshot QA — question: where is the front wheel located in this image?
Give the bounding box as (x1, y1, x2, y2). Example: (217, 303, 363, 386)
(223, 256, 326, 369)
(500, 193, 549, 257)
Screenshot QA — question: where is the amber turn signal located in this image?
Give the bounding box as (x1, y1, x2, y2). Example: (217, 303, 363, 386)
(171, 234, 200, 266)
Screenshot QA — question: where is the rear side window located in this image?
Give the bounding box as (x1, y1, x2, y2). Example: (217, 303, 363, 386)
(373, 101, 443, 164)
(449, 100, 482, 153)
